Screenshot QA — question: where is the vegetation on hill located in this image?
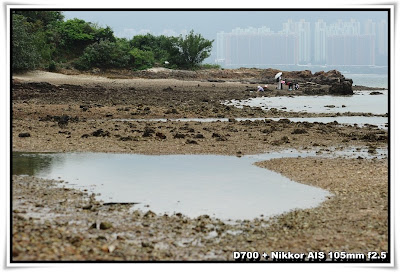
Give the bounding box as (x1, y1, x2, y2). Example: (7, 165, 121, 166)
(11, 10, 215, 72)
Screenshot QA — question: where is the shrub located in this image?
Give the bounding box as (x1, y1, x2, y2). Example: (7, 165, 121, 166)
(75, 40, 131, 70)
(199, 63, 221, 70)
(129, 48, 155, 70)
(48, 60, 57, 72)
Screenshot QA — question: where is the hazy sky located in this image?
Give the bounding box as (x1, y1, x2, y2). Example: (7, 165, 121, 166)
(63, 10, 388, 40)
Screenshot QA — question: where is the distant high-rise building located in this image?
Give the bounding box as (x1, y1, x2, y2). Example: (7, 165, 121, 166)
(364, 19, 376, 35)
(314, 19, 327, 64)
(216, 18, 385, 68)
(325, 19, 375, 66)
(377, 19, 388, 56)
(282, 19, 311, 63)
(326, 34, 375, 66)
(216, 31, 225, 63)
(216, 27, 298, 67)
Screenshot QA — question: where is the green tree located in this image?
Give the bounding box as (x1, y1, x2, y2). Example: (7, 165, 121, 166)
(55, 19, 95, 53)
(93, 26, 116, 43)
(130, 34, 174, 64)
(12, 14, 40, 71)
(172, 30, 213, 69)
(13, 10, 64, 27)
(129, 48, 155, 70)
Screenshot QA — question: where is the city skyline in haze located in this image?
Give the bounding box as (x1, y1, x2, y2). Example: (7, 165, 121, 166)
(63, 10, 389, 70)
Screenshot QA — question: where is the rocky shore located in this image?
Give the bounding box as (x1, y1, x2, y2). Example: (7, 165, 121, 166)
(11, 69, 389, 261)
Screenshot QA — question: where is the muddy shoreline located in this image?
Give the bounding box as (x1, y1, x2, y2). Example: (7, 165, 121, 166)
(11, 71, 389, 261)
(12, 156, 388, 261)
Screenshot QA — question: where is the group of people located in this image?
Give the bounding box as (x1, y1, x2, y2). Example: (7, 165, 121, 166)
(256, 78, 300, 92)
(255, 73, 301, 92)
(282, 80, 300, 91)
(275, 75, 300, 91)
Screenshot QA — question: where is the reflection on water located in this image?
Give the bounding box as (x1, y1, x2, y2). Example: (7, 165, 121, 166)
(13, 152, 57, 176)
(12, 152, 331, 220)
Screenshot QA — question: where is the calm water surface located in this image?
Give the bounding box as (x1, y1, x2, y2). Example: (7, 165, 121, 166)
(224, 90, 388, 115)
(343, 73, 388, 89)
(13, 152, 331, 220)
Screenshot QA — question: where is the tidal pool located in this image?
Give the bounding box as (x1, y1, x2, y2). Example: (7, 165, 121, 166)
(13, 152, 331, 220)
(224, 90, 388, 115)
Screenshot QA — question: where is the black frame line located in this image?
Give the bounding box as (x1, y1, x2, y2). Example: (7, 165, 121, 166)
(8, 7, 392, 264)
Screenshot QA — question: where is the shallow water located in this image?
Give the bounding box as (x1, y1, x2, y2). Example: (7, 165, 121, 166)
(224, 90, 388, 115)
(13, 151, 332, 220)
(113, 116, 388, 130)
(343, 73, 388, 89)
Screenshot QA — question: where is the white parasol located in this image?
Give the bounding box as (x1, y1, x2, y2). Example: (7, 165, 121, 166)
(274, 72, 282, 79)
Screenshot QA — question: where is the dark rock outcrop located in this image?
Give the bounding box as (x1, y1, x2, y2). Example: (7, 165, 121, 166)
(329, 79, 353, 95)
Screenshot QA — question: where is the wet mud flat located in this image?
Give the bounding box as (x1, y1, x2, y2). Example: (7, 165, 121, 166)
(11, 72, 389, 261)
(12, 157, 388, 261)
(12, 117, 388, 155)
(12, 73, 388, 155)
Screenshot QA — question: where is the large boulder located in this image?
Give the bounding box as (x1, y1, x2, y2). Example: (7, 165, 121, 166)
(329, 79, 353, 95)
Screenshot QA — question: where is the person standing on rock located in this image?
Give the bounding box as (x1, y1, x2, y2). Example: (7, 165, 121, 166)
(281, 79, 286, 90)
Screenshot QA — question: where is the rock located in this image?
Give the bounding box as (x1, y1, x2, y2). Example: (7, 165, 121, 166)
(81, 134, 89, 138)
(278, 119, 291, 124)
(156, 132, 167, 139)
(292, 128, 308, 134)
(174, 133, 185, 139)
(329, 79, 353, 95)
(185, 139, 198, 144)
(207, 79, 226, 83)
(165, 108, 179, 114)
(370, 91, 383, 95)
(57, 115, 70, 128)
(119, 136, 138, 141)
(142, 127, 155, 137)
(141, 242, 154, 248)
(18, 133, 31, 137)
(144, 210, 156, 218)
(96, 236, 107, 241)
(91, 129, 110, 137)
(163, 86, 173, 91)
(212, 133, 221, 138)
(99, 222, 113, 230)
(324, 105, 335, 108)
(194, 133, 204, 139)
(82, 204, 93, 210)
